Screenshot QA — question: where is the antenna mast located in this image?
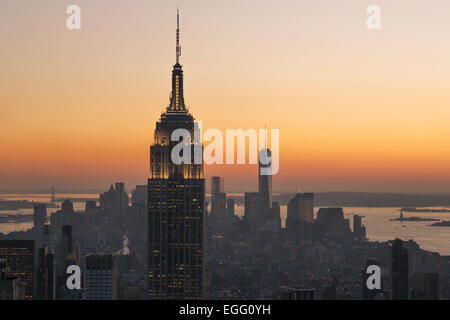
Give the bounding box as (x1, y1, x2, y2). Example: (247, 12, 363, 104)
(176, 8, 181, 64)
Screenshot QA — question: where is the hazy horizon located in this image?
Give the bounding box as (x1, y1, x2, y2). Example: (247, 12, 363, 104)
(2, 189, 450, 197)
(2, 0, 450, 192)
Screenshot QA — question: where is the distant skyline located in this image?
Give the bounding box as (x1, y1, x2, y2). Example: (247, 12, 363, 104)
(2, 0, 450, 193)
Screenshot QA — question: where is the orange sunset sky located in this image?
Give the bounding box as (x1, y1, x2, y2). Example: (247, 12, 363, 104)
(1, 0, 450, 193)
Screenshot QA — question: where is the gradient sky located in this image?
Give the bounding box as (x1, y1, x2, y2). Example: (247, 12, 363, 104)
(1, 0, 450, 193)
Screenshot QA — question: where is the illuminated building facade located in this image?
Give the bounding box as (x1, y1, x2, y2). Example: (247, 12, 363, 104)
(0, 240, 34, 299)
(148, 10, 205, 299)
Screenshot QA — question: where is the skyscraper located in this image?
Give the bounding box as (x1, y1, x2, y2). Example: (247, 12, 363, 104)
(244, 192, 260, 222)
(353, 214, 366, 241)
(36, 219, 55, 300)
(241, 152, 280, 237)
(258, 149, 272, 209)
(98, 183, 129, 225)
(55, 225, 73, 299)
(85, 254, 118, 300)
(61, 199, 74, 213)
(148, 10, 205, 299)
(210, 176, 223, 196)
(286, 193, 314, 241)
(316, 207, 351, 237)
(132, 185, 148, 208)
(114, 182, 128, 225)
(33, 204, 46, 248)
(210, 176, 226, 217)
(50, 187, 56, 203)
(212, 193, 227, 218)
(0, 240, 34, 299)
(227, 198, 235, 218)
(100, 184, 115, 212)
(391, 238, 409, 300)
(50, 199, 76, 238)
(286, 193, 314, 224)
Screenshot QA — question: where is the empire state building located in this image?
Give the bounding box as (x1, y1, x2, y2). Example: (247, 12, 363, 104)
(148, 10, 205, 299)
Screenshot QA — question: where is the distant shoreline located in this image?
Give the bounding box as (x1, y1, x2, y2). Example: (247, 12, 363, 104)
(430, 221, 450, 227)
(3, 192, 450, 208)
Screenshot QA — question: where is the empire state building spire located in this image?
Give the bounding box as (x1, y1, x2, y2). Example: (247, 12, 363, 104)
(168, 8, 186, 112)
(176, 7, 181, 64)
(148, 9, 204, 300)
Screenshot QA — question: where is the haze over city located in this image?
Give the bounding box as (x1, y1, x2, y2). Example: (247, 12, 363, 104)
(2, 0, 450, 193)
(0, 1, 449, 306)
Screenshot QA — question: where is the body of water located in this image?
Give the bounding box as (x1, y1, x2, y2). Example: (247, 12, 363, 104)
(0, 193, 96, 234)
(234, 206, 450, 255)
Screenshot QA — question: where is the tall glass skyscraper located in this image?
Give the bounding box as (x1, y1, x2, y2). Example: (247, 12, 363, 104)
(258, 148, 272, 209)
(391, 238, 409, 300)
(147, 10, 205, 299)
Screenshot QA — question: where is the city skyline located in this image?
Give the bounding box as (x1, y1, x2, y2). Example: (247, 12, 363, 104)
(1, 4, 449, 302)
(2, 0, 450, 193)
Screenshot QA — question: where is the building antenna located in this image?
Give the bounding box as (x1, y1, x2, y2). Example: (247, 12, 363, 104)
(176, 7, 181, 64)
